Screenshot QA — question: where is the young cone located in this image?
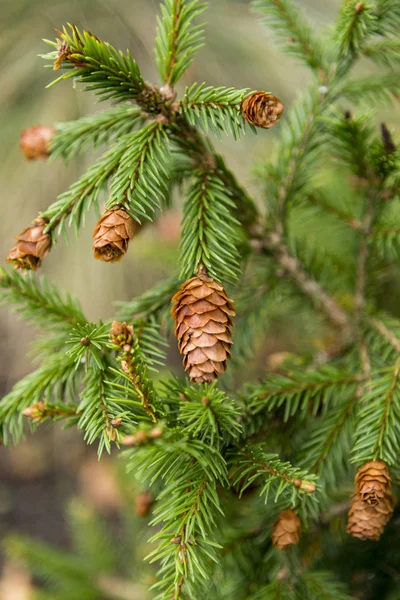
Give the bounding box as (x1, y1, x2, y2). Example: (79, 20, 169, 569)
(241, 92, 284, 129)
(6, 218, 52, 271)
(272, 509, 301, 551)
(171, 270, 235, 383)
(355, 460, 391, 505)
(347, 493, 394, 541)
(20, 125, 55, 160)
(93, 207, 136, 263)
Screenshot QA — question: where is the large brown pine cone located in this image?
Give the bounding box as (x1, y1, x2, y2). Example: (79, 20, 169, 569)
(20, 126, 55, 160)
(6, 218, 52, 271)
(171, 271, 235, 383)
(241, 92, 284, 129)
(355, 460, 391, 505)
(93, 207, 136, 262)
(272, 509, 301, 551)
(347, 493, 394, 541)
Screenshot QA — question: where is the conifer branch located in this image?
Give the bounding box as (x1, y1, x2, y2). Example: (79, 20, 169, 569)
(50, 106, 145, 160)
(155, 0, 207, 86)
(262, 232, 352, 336)
(231, 446, 316, 500)
(107, 121, 170, 222)
(179, 168, 241, 284)
(42, 25, 146, 103)
(252, 0, 327, 77)
(0, 267, 85, 328)
(366, 315, 400, 354)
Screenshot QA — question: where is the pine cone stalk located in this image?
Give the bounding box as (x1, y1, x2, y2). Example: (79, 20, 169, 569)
(272, 509, 301, 551)
(6, 218, 52, 271)
(171, 270, 235, 383)
(241, 92, 284, 129)
(93, 207, 137, 262)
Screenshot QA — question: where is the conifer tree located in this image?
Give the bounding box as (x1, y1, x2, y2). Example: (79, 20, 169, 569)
(2, 0, 400, 598)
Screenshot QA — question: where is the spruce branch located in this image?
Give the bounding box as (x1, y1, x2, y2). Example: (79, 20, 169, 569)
(342, 73, 400, 105)
(179, 168, 241, 285)
(252, 0, 327, 77)
(352, 360, 400, 465)
(115, 276, 180, 324)
(230, 446, 317, 502)
(155, 0, 207, 86)
(108, 121, 170, 222)
(334, 0, 377, 69)
(179, 83, 251, 140)
(244, 367, 360, 422)
(41, 135, 130, 235)
(362, 39, 400, 67)
(50, 106, 145, 161)
(110, 321, 162, 423)
(0, 267, 85, 328)
(262, 232, 352, 336)
(42, 25, 146, 103)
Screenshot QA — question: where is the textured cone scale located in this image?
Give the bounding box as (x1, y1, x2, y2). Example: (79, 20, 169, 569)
(241, 92, 284, 129)
(355, 460, 391, 505)
(272, 509, 301, 551)
(6, 218, 52, 271)
(171, 271, 235, 383)
(93, 208, 137, 263)
(20, 126, 55, 160)
(347, 493, 394, 541)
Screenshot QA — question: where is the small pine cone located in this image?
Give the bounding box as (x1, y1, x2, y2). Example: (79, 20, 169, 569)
(20, 126, 55, 160)
(241, 92, 284, 129)
(272, 509, 301, 551)
(355, 460, 391, 505)
(171, 271, 235, 383)
(135, 491, 153, 517)
(110, 320, 134, 348)
(347, 493, 394, 541)
(6, 218, 52, 271)
(93, 207, 136, 263)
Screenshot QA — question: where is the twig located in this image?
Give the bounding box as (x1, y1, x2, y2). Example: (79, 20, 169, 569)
(262, 231, 352, 338)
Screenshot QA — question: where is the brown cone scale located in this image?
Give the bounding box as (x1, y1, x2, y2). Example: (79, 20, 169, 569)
(6, 218, 52, 271)
(272, 509, 301, 551)
(171, 271, 235, 383)
(93, 207, 137, 262)
(20, 126, 55, 160)
(347, 493, 393, 541)
(355, 460, 391, 505)
(241, 92, 284, 129)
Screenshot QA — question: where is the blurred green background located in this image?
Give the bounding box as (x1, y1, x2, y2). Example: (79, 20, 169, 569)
(0, 0, 399, 596)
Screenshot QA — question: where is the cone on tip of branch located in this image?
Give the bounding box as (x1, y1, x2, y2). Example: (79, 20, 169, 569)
(241, 92, 284, 129)
(272, 509, 301, 551)
(20, 126, 55, 160)
(171, 269, 235, 383)
(347, 493, 393, 541)
(6, 218, 52, 271)
(93, 207, 137, 263)
(355, 460, 391, 505)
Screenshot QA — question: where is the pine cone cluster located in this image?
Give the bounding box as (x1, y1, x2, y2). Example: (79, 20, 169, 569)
(93, 207, 137, 262)
(241, 92, 284, 129)
(20, 126, 55, 160)
(6, 218, 52, 271)
(347, 460, 394, 541)
(272, 509, 301, 551)
(171, 271, 235, 383)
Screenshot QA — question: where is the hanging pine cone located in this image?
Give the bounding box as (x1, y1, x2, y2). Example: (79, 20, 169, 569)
(171, 270, 235, 383)
(93, 207, 136, 262)
(20, 126, 55, 160)
(355, 460, 391, 505)
(241, 92, 284, 129)
(272, 509, 301, 551)
(6, 218, 52, 271)
(347, 493, 394, 541)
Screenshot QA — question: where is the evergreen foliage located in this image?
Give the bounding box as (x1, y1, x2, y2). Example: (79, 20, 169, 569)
(2, 0, 400, 598)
